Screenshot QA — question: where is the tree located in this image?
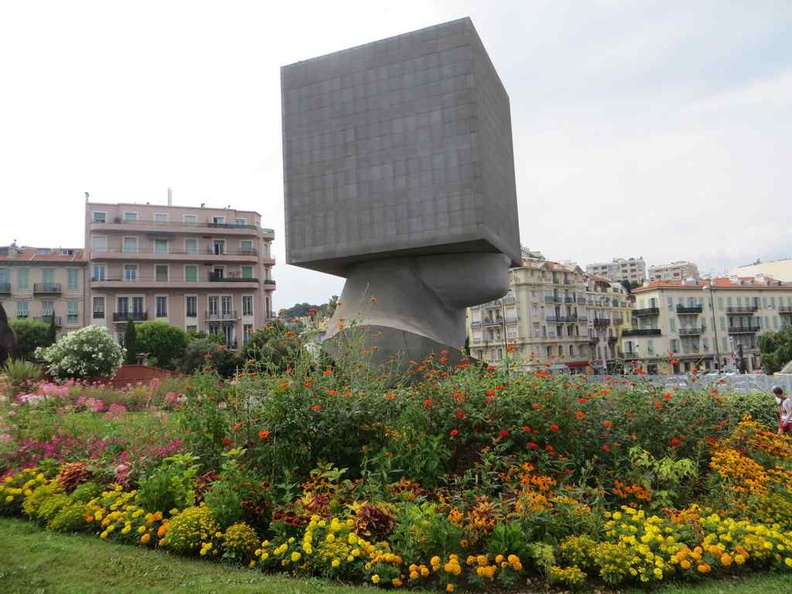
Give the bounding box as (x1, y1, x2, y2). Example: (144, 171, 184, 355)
(47, 313, 57, 344)
(124, 318, 138, 364)
(180, 337, 241, 377)
(135, 321, 189, 370)
(758, 326, 792, 374)
(9, 319, 52, 361)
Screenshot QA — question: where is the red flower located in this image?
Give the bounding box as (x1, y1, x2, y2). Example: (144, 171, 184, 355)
(545, 444, 554, 453)
(527, 441, 538, 450)
(577, 397, 589, 404)
(222, 438, 232, 448)
(326, 389, 338, 396)
(304, 381, 312, 388)
(323, 369, 333, 376)
(233, 422, 245, 431)
(455, 410, 466, 420)
(499, 429, 509, 438)
(603, 421, 612, 429)
(522, 425, 532, 433)
(449, 428, 459, 437)
(423, 398, 432, 407)
(485, 389, 496, 398)
(663, 392, 672, 400)
(258, 429, 270, 440)
(549, 423, 559, 432)
(311, 404, 322, 412)
(438, 357, 449, 364)
(670, 437, 681, 448)
(707, 436, 717, 445)
(601, 444, 611, 453)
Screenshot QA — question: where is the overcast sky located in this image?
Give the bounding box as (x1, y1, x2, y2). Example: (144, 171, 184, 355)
(1, 1, 790, 309)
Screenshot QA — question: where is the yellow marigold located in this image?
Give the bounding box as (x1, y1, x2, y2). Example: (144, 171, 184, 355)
(371, 575, 380, 584)
(446, 584, 455, 592)
(720, 553, 733, 566)
(140, 533, 151, 544)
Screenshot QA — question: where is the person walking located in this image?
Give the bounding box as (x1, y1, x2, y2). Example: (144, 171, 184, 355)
(773, 386, 792, 435)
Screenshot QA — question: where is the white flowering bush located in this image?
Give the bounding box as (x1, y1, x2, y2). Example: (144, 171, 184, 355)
(35, 325, 125, 379)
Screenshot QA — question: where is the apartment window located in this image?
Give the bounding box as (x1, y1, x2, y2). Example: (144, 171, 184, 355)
(154, 213, 168, 223)
(132, 297, 144, 316)
(185, 296, 197, 318)
(242, 295, 253, 316)
(155, 296, 167, 318)
(212, 266, 224, 279)
(17, 300, 29, 318)
(243, 324, 253, 343)
(92, 235, 107, 252)
(123, 264, 138, 281)
(154, 239, 168, 254)
(42, 300, 54, 315)
(93, 296, 105, 319)
(670, 339, 679, 352)
(155, 264, 168, 282)
(212, 216, 225, 225)
(92, 211, 107, 223)
(667, 297, 673, 309)
(67, 268, 79, 290)
(123, 211, 138, 222)
(117, 297, 129, 316)
(241, 266, 253, 279)
(17, 268, 29, 290)
(670, 318, 677, 332)
(235, 218, 247, 227)
(186, 325, 197, 334)
(240, 239, 254, 254)
(208, 296, 219, 317)
(771, 296, 776, 308)
(212, 240, 225, 255)
(718, 297, 723, 310)
(184, 238, 198, 254)
(184, 265, 198, 282)
(569, 345, 575, 357)
(221, 296, 232, 317)
(0, 268, 8, 287)
(647, 339, 655, 353)
(37, 248, 52, 256)
(42, 269, 54, 284)
(67, 299, 78, 323)
(720, 317, 726, 331)
(92, 264, 106, 281)
(184, 214, 198, 224)
(123, 237, 138, 253)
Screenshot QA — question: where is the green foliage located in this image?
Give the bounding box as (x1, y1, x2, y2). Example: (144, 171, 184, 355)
(124, 318, 138, 364)
(8, 318, 52, 361)
(221, 522, 260, 562)
(244, 320, 303, 372)
(135, 321, 189, 370)
(180, 337, 241, 377)
(758, 326, 792, 373)
(162, 504, 220, 555)
(35, 325, 125, 379)
(2, 357, 43, 395)
(136, 454, 199, 515)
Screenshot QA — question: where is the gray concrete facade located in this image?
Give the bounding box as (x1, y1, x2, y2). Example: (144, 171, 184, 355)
(281, 17, 520, 275)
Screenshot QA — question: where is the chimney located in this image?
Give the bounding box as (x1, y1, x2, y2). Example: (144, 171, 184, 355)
(167, 188, 172, 206)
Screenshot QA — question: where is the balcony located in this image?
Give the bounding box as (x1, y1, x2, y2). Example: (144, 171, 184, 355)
(112, 312, 148, 322)
(205, 310, 238, 322)
(564, 296, 575, 303)
(678, 326, 705, 336)
(483, 318, 504, 326)
(727, 323, 760, 334)
(607, 335, 618, 345)
(261, 228, 275, 240)
(676, 304, 703, 315)
(34, 315, 61, 326)
(633, 307, 659, 317)
(613, 318, 623, 326)
(263, 278, 276, 288)
(33, 283, 62, 295)
(622, 328, 662, 337)
(557, 315, 579, 323)
(779, 305, 792, 313)
(90, 247, 260, 262)
(209, 272, 258, 283)
(726, 305, 758, 314)
(90, 218, 264, 236)
(0, 282, 10, 295)
(593, 318, 610, 327)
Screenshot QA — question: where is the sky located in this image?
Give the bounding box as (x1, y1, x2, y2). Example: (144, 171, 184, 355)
(1, 0, 790, 309)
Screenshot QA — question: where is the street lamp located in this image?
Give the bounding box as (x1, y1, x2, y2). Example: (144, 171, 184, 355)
(703, 283, 721, 371)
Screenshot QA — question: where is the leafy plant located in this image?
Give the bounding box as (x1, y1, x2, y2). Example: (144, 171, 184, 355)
(136, 454, 199, 515)
(2, 357, 43, 395)
(35, 325, 124, 379)
(135, 321, 189, 370)
(8, 319, 52, 361)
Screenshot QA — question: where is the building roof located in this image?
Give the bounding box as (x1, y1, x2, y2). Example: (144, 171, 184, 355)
(731, 259, 792, 283)
(634, 275, 790, 292)
(0, 246, 85, 263)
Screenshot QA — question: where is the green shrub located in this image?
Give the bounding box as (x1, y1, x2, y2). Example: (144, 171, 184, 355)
(136, 454, 198, 515)
(9, 318, 52, 361)
(47, 501, 89, 532)
(180, 337, 241, 377)
(2, 357, 43, 395)
(36, 326, 124, 379)
(221, 522, 260, 562)
(135, 321, 189, 370)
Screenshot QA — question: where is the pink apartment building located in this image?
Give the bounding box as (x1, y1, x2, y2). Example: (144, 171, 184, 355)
(84, 201, 276, 347)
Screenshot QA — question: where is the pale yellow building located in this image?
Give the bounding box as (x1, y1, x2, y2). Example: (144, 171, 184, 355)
(627, 276, 792, 373)
(0, 243, 87, 337)
(584, 274, 631, 372)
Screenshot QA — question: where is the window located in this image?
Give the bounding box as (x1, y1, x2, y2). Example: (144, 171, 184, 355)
(213, 240, 225, 255)
(93, 296, 105, 319)
(208, 296, 219, 317)
(123, 265, 138, 281)
(92, 235, 107, 252)
(155, 296, 167, 318)
(155, 264, 168, 282)
(17, 300, 29, 318)
(117, 297, 129, 316)
(212, 216, 225, 225)
(92, 211, 107, 223)
(132, 297, 144, 316)
(186, 325, 197, 334)
(212, 266, 224, 279)
(184, 238, 198, 254)
(154, 213, 168, 223)
(235, 218, 247, 227)
(67, 268, 79, 290)
(185, 266, 198, 282)
(123, 211, 138, 222)
(37, 248, 52, 256)
(242, 295, 253, 316)
(670, 318, 677, 332)
(240, 240, 254, 254)
(241, 266, 253, 279)
(667, 297, 673, 309)
(186, 296, 197, 317)
(243, 324, 253, 343)
(17, 268, 29, 290)
(123, 237, 138, 253)
(0, 268, 8, 287)
(92, 264, 106, 281)
(154, 239, 168, 254)
(221, 296, 232, 317)
(42, 300, 54, 315)
(67, 299, 78, 323)
(184, 214, 198, 224)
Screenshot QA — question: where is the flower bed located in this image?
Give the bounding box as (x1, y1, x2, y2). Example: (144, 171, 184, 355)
(1, 352, 790, 591)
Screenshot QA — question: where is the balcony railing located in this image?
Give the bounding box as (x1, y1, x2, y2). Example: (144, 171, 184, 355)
(633, 307, 659, 316)
(0, 282, 10, 294)
(557, 315, 579, 323)
(263, 278, 276, 286)
(622, 328, 662, 336)
(209, 272, 258, 282)
(482, 318, 503, 326)
(33, 283, 62, 295)
(593, 318, 610, 327)
(34, 315, 61, 326)
(676, 304, 703, 314)
(727, 323, 760, 334)
(779, 305, 792, 313)
(726, 305, 758, 314)
(112, 312, 148, 322)
(205, 310, 238, 321)
(95, 218, 261, 231)
(678, 326, 706, 336)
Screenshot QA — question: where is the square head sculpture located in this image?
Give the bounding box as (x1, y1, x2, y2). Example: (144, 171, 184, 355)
(281, 17, 521, 276)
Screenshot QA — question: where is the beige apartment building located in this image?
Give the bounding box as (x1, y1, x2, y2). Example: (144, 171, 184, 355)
(628, 276, 792, 373)
(586, 257, 646, 284)
(584, 274, 631, 371)
(84, 201, 276, 347)
(468, 250, 593, 372)
(0, 243, 87, 337)
(648, 261, 700, 282)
